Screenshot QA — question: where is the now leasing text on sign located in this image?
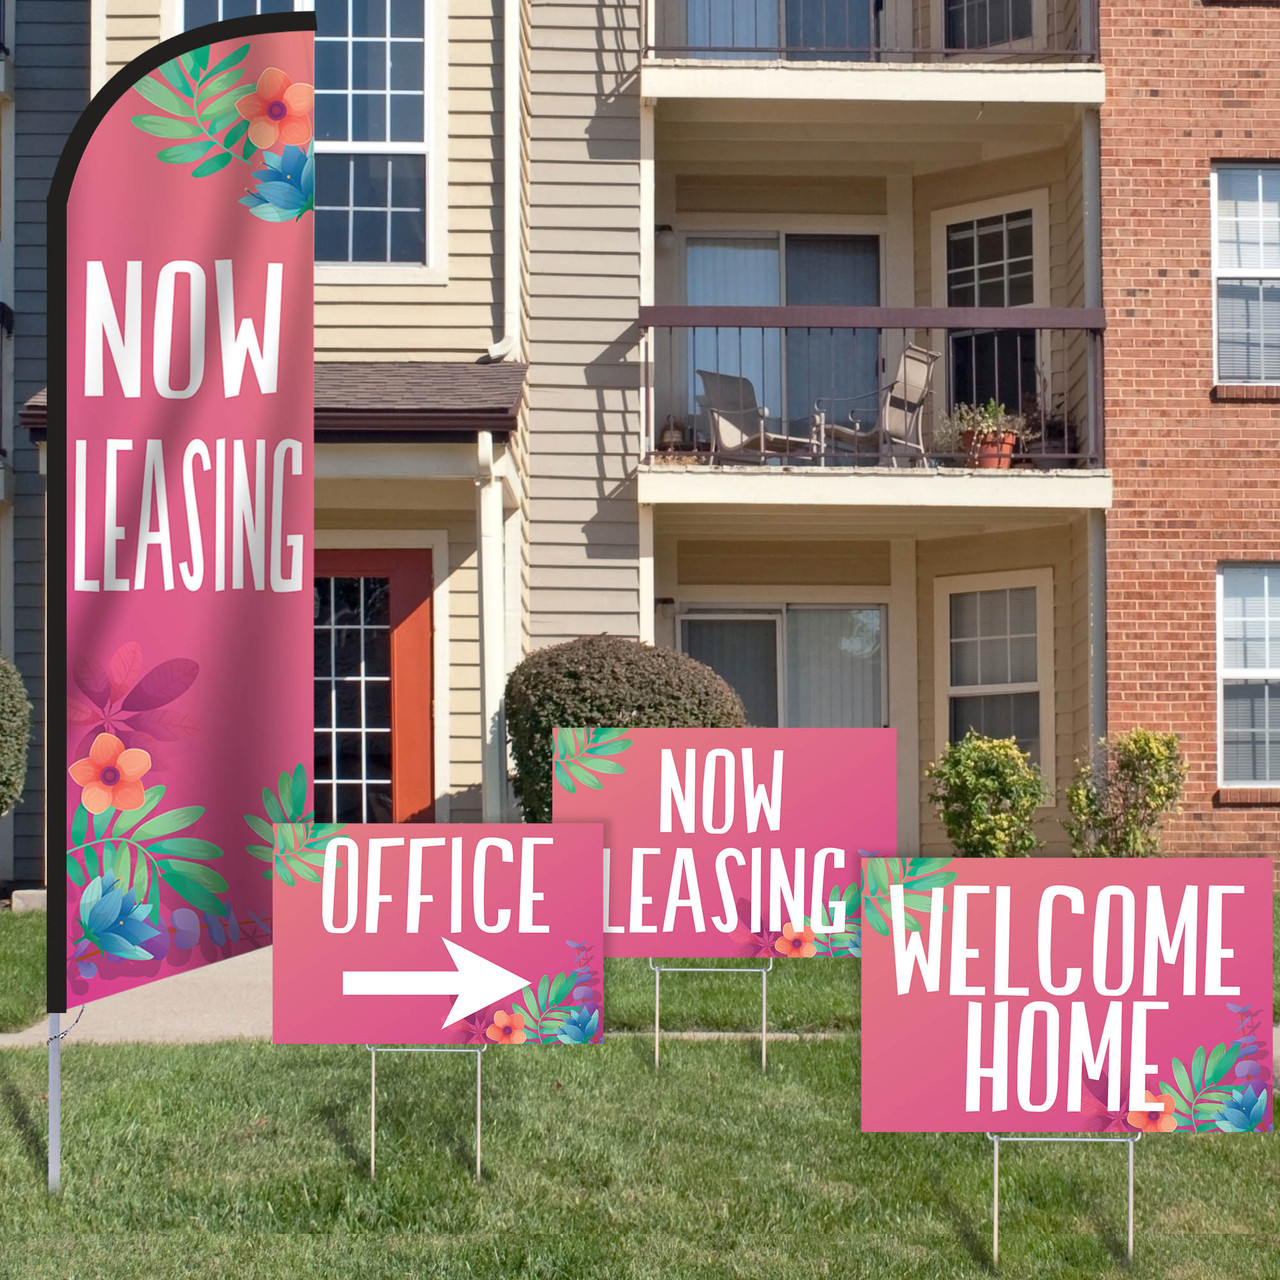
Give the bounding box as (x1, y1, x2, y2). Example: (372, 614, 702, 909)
(552, 729, 896, 959)
(860, 858, 1274, 1133)
(272, 825, 604, 1046)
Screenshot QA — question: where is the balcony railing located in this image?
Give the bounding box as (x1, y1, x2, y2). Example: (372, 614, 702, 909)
(638, 305, 1105, 469)
(646, 0, 1098, 62)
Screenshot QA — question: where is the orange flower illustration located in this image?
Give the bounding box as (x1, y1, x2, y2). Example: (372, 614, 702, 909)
(775, 922, 817, 958)
(68, 733, 152, 815)
(485, 1010, 526, 1044)
(235, 68, 313, 151)
(1127, 1090, 1177, 1133)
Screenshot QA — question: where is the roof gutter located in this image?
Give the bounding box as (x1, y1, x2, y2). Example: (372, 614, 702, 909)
(486, 0, 522, 363)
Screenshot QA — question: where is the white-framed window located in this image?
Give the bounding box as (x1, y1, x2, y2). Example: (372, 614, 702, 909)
(1211, 165, 1280, 384)
(931, 190, 1049, 415)
(678, 604, 887, 729)
(178, 0, 448, 280)
(1217, 564, 1280, 786)
(933, 568, 1055, 788)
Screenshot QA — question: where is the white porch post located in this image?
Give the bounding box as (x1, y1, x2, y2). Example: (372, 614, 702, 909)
(476, 431, 507, 821)
(638, 504, 655, 644)
(889, 537, 921, 855)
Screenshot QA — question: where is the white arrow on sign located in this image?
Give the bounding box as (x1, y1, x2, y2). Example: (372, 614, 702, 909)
(342, 938, 532, 1028)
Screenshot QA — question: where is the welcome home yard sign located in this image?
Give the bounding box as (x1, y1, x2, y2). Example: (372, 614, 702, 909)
(51, 15, 315, 1011)
(552, 728, 897, 958)
(861, 858, 1273, 1134)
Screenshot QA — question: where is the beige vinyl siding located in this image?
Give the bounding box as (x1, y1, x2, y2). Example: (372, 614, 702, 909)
(524, 0, 643, 646)
(916, 521, 1090, 857)
(104, 6, 162, 84)
(316, 500, 484, 823)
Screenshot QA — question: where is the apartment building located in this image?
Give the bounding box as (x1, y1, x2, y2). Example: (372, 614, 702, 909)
(17, 0, 1115, 879)
(590, 1, 1109, 855)
(1101, 2, 1280, 864)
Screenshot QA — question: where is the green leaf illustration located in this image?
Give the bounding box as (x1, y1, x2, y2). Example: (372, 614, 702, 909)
(203, 41, 250, 81)
(132, 114, 203, 138)
(155, 864, 227, 917)
(157, 141, 216, 165)
(192, 152, 233, 178)
(132, 73, 189, 115)
(66, 854, 85, 886)
(132, 806, 203, 842)
(552, 727, 633, 794)
(151, 837, 222, 860)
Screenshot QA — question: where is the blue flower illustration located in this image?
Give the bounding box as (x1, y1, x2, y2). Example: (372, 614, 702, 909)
(1214, 1086, 1269, 1133)
(556, 1006, 599, 1045)
(239, 143, 314, 223)
(77, 870, 161, 961)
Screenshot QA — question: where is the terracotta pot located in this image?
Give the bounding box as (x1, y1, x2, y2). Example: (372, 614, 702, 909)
(973, 431, 1018, 469)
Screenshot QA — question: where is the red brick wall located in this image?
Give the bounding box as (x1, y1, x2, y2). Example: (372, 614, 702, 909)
(1100, 3, 1280, 876)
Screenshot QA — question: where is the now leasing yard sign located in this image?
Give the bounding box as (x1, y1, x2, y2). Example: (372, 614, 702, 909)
(860, 858, 1274, 1134)
(272, 825, 605, 1046)
(552, 728, 897, 959)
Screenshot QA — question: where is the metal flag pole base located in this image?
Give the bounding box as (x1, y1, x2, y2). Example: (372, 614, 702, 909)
(986, 1131, 1140, 1268)
(47, 1014, 60, 1195)
(648, 958, 773, 1074)
(367, 1043, 487, 1182)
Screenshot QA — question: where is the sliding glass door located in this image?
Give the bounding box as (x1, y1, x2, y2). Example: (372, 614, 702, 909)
(681, 606, 886, 728)
(685, 233, 881, 435)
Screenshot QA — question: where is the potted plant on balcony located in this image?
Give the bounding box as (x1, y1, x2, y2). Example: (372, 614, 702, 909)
(934, 400, 1033, 469)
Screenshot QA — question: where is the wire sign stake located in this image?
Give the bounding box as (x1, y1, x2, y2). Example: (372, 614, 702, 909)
(649, 958, 772, 1073)
(987, 1131, 1140, 1267)
(369, 1044, 487, 1181)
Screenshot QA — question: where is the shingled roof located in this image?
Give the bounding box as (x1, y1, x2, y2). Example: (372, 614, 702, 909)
(22, 361, 528, 441)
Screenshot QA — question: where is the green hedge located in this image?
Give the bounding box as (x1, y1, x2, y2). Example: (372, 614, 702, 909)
(0, 654, 30, 819)
(505, 635, 746, 821)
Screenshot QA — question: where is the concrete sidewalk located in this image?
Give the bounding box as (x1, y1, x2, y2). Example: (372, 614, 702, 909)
(0, 945, 274, 1048)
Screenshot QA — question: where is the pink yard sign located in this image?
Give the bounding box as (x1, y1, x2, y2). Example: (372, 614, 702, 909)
(54, 17, 315, 1008)
(860, 857, 1274, 1134)
(551, 728, 897, 959)
(272, 825, 605, 1046)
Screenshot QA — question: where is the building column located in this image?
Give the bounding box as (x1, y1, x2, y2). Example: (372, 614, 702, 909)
(476, 431, 506, 821)
(889, 537, 920, 855)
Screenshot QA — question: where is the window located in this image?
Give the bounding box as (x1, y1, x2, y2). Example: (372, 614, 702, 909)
(314, 549, 434, 822)
(934, 570, 1054, 785)
(946, 210, 1036, 412)
(944, 0, 1033, 50)
(1212, 166, 1280, 384)
(1218, 565, 1280, 785)
(679, 606, 886, 729)
(181, 0, 443, 272)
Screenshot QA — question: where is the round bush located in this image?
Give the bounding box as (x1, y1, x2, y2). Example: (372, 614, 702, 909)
(0, 655, 30, 818)
(505, 635, 747, 821)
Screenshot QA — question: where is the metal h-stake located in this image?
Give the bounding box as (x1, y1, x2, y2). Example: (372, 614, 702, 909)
(47, 1014, 61, 1195)
(649, 958, 773, 1073)
(987, 1131, 1141, 1268)
(368, 1044, 486, 1182)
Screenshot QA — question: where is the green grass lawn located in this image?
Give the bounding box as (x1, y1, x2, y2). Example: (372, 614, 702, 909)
(0, 1037, 1276, 1278)
(0, 903, 1275, 1277)
(0, 910, 47, 1034)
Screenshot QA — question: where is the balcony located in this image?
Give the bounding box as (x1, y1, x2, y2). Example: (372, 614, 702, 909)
(649, 0, 1096, 61)
(641, 0, 1102, 105)
(638, 305, 1109, 506)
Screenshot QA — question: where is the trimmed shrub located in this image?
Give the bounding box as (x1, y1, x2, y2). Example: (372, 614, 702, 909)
(925, 731, 1048, 858)
(0, 655, 30, 819)
(1064, 728, 1188, 857)
(505, 635, 747, 821)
